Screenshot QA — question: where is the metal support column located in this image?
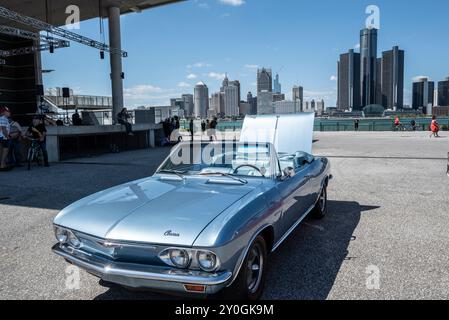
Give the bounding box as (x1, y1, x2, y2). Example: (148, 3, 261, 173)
(108, 6, 124, 124)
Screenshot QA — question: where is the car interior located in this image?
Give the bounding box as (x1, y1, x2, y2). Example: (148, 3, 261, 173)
(278, 151, 315, 178)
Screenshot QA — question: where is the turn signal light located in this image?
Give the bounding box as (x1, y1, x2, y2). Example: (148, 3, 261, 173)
(183, 284, 206, 293)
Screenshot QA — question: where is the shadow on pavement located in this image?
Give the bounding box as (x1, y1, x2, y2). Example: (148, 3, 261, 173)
(93, 200, 379, 300)
(263, 200, 379, 299)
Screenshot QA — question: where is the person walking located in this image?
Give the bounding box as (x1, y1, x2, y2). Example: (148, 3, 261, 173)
(430, 116, 440, 138)
(394, 116, 401, 131)
(210, 117, 218, 141)
(0, 106, 11, 170)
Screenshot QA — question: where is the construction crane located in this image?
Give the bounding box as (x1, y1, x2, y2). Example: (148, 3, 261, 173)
(0, 25, 68, 46)
(0, 5, 127, 57)
(0, 40, 70, 58)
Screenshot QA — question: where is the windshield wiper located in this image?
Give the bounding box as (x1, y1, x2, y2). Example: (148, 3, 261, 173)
(199, 172, 247, 184)
(158, 169, 187, 180)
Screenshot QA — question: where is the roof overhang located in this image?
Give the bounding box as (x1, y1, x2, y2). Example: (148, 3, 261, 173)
(0, 0, 184, 30)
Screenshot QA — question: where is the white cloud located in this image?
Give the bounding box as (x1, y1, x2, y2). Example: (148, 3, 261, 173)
(124, 84, 163, 96)
(177, 82, 191, 88)
(330, 75, 338, 81)
(244, 64, 259, 70)
(123, 84, 178, 106)
(354, 43, 360, 50)
(187, 62, 212, 69)
(219, 0, 246, 6)
(187, 73, 197, 79)
(208, 72, 226, 80)
(220, 13, 231, 18)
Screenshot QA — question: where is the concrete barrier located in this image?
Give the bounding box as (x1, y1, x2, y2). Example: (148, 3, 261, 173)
(46, 124, 163, 162)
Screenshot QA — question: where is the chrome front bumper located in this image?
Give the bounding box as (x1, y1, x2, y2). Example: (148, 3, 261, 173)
(52, 244, 232, 295)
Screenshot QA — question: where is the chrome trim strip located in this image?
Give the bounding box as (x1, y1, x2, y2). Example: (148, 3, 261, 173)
(271, 204, 315, 252)
(53, 244, 232, 286)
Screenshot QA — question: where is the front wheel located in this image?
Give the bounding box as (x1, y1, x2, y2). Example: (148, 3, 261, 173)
(311, 185, 327, 219)
(222, 235, 267, 300)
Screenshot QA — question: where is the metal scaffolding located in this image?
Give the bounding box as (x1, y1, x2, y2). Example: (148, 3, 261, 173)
(0, 5, 127, 57)
(0, 25, 66, 45)
(0, 40, 70, 58)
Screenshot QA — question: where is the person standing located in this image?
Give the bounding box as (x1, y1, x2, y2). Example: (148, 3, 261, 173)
(189, 118, 194, 141)
(201, 120, 206, 138)
(354, 119, 359, 132)
(0, 106, 11, 170)
(430, 116, 440, 138)
(410, 118, 416, 131)
(8, 117, 23, 167)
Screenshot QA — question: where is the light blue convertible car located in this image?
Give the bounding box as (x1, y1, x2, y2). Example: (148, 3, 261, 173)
(52, 114, 331, 299)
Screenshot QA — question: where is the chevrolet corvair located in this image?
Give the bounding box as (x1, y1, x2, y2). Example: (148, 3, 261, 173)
(52, 114, 331, 299)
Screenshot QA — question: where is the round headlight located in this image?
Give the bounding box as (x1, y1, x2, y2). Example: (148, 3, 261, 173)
(55, 227, 68, 243)
(197, 251, 218, 272)
(67, 231, 81, 248)
(169, 249, 190, 268)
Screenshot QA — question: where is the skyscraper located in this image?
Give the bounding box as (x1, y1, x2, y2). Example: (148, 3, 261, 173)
(224, 85, 239, 117)
(273, 73, 281, 94)
(182, 94, 194, 116)
(229, 80, 241, 104)
(210, 92, 224, 117)
(337, 49, 361, 110)
(257, 68, 273, 93)
(376, 57, 382, 105)
(438, 77, 449, 106)
(220, 75, 239, 117)
(247, 92, 257, 115)
(194, 82, 209, 118)
(292, 85, 303, 112)
(412, 77, 434, 113)
(360, 28, 378, 107)
(381, 46, 404, 110)
(257, 90, 273, 115)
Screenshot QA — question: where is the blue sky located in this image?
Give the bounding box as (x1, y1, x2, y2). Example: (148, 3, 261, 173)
(41, 0, 449, 108)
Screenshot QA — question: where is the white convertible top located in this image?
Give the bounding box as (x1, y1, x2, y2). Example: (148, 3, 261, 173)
(239, 113, 315, 155)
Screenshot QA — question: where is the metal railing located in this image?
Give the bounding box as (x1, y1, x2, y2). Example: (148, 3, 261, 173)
(44, 95, 113, 110)
(179, 117, 449, 132)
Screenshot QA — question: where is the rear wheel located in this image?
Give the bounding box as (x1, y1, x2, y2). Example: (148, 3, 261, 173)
(311, 185, 327, 219)
(221, 235, 267, 300)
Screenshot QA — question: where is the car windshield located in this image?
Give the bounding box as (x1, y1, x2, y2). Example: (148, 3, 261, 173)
(157, 142, 279, 178)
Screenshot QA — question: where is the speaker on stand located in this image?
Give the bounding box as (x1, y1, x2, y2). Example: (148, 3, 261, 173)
(62, 87, 70, 124)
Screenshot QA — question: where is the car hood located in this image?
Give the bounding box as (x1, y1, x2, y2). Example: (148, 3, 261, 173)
(54, 176, 261, 246)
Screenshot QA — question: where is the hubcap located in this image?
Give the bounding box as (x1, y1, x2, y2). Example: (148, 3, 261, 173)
(246, 245, 263, 293)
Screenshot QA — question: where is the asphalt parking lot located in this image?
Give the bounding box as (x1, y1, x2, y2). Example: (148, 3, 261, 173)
(1, 131, 448, 300)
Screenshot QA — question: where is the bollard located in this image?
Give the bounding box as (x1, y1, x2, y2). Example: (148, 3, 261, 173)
(447, 152, 449, 177)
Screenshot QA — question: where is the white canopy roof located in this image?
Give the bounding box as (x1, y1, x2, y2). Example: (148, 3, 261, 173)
(239, 113, 315, 155)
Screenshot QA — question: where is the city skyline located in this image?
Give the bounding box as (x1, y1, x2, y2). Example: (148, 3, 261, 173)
(41, 0, 449, 108)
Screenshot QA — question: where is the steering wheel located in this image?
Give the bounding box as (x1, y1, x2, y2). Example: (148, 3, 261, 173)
(232, 164, 264, 176)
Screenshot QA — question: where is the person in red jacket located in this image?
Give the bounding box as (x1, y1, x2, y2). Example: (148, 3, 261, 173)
(430, 116, 440, 138)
